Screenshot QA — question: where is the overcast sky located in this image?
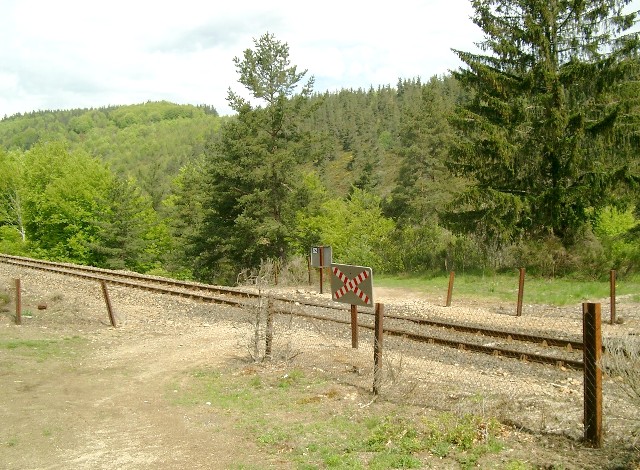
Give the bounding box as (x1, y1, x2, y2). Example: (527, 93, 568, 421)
(1, 0, 637, 118)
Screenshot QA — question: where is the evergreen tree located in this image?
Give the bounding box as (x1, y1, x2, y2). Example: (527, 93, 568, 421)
(386, 76, 461, 224)
(196, 33, 315, 283)
(445, 0, 640, 246)
(91, 176, 168, 272)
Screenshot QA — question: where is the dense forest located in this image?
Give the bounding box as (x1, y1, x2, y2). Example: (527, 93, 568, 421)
(1, 1, 639, 284)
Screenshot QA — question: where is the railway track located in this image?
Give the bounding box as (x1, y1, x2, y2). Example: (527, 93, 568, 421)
(0, 254, 585, 369)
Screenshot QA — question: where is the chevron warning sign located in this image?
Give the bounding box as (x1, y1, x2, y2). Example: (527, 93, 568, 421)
(330, 264, 374, 307)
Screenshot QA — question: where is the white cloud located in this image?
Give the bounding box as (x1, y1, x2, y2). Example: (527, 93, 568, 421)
(0, 0, 560, 117)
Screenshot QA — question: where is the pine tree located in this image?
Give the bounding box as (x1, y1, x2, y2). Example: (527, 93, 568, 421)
(445, 0, 640, 246)
(196, 33, 315, 283)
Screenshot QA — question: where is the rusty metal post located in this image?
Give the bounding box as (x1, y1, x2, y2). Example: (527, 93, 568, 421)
(516, 268, 525, 316)
(14, 278, 21, 325)
(307, 255, 312, 285)
(610, 270, 616, 325)
(583, 302, 603, 448)
(100, 280, 117, 328)
(373, 303, 384, 395)
(265, 297, 274, 360)
(350, 304, 358, 348)
(445, 271, 455, 307)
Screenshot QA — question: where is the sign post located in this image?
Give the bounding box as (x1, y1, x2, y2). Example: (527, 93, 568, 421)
(330, 264, 374, 349)
(310, 246, 332, 294)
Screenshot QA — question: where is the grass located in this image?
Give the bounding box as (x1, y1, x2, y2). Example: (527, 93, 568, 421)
(0, 336, 84, 362)
(170, 365, 507, 469)
(376, 272, 640, 306)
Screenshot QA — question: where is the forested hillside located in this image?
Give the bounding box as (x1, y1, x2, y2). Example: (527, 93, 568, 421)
(1, 3, 639, 284)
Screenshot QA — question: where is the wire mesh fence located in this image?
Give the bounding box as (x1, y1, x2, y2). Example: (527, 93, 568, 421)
(1, 259, 639, 448)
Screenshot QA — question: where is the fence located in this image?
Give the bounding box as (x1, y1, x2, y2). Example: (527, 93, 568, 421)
(2, 263, 639, 450)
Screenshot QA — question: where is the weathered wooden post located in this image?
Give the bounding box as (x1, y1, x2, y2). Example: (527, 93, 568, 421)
(14, 278, 21, 325)
(373, 303, 384, 395)
(516, 268, 525, 316)
(583, 302, 603, 448)
(265, 297, 274, 360)
(100, 280, 117, 328)
(610, 270, 616, 325)
(350, 304, 358, 348)
(446, 271, 455, 307)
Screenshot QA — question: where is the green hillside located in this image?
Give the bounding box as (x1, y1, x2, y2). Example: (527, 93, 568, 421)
(1, 17, 638, 284)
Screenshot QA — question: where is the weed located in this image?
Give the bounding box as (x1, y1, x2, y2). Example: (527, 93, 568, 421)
(277, 369, 304, 389)
(503, 461, 535, 470)
(602, 335, 640, 409)
(173, 366, 507, 469)
(0, 336, 85, 362)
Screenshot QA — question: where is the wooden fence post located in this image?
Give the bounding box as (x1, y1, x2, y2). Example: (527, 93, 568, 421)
(265, 297, 274, 360)
(516, 268, 525, 316)
(350, 304, 358, 348)
(14, 278, 21, 325)
(583, 302, 603, 448)
(446, 271, 455, 307)
(373, 303, 384, 395)
(100, 281, 117, 328)
(610, 270, 616, 325)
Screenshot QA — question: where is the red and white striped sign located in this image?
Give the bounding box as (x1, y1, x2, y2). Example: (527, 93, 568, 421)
(332, 266, 371, 305)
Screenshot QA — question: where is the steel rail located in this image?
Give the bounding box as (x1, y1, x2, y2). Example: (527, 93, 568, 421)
(274, 307, 584, 370)
(1, 254, 584, 368)
(0, 254, 247, 306)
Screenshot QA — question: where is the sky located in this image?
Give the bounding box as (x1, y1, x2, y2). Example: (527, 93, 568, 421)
(2, 1, 638, 118)
(0, 0, 487, 117)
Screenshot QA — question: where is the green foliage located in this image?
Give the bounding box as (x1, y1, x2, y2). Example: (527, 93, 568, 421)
(90, 176, 170, 272)
(292, 188, 395, 271)
(594, 206, 640, 272)
(447, 0, 640, 247)
(0, 149, 27, 243)
(195, 33, 316, 282)
(19, 142, 112, 263)
(0, 102, 222, 211)
(161, 156, 209, 279)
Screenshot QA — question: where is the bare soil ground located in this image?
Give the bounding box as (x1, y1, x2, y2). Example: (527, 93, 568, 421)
(1, 264, 639, 469)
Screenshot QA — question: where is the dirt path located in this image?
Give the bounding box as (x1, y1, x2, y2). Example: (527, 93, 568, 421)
(1, 318, 293, 470)
(1, 264, 639, 469)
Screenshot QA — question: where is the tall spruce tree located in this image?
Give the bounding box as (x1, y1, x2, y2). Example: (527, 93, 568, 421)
(196, 33, 315, 283)
(445, 0, 640, 247)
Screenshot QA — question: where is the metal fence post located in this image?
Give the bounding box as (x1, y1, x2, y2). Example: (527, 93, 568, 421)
(583, 302, 603, 448)
(373, 303, 384, 395)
